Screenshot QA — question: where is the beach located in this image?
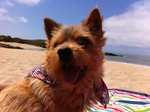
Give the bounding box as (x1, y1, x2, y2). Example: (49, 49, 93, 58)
(104, 61, 150, 94)
(0, 42, 150, 94)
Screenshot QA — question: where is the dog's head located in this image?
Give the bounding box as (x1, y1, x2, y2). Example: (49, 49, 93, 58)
(44, 8, 106, 91)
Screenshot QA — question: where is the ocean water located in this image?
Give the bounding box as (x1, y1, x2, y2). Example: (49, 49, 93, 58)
(106, 55, 150, 67)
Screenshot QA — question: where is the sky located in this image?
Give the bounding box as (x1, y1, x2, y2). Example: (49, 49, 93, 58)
(0, 0, 150, 56)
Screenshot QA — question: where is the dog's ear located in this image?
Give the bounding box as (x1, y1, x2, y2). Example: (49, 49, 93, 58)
(82, 8, 103, 34)
(44, 18, 60, 39)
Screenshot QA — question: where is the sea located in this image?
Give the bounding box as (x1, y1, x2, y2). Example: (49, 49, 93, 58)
(106, 55, 150, 67)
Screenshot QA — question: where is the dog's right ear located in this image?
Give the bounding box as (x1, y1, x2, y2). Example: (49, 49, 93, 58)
(82, 8, 103, 35)
(44, 18, 60, 39)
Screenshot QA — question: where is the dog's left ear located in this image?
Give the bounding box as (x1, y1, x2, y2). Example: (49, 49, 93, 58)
(82, 7, 103, 34)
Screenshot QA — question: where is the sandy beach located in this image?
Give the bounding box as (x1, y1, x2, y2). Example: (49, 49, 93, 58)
(0, 42, 150, 94)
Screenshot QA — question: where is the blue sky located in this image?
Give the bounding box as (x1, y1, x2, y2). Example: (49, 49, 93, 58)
(0, 0, 150, 56)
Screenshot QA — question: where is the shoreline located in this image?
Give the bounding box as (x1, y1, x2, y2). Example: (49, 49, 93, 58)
(107, 60, 150, 68)
(106, 55, 150, 67)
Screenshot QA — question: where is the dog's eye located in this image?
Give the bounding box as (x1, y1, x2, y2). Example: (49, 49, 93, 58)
(54, 43, 58, 48)
(78, 38, 89, 46)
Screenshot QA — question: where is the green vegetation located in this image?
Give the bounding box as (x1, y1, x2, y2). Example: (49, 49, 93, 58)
(0, 35, 46, 48)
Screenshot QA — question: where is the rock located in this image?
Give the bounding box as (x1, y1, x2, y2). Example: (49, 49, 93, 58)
(0, 42, 24, 50)
(105, 52, 123, 57)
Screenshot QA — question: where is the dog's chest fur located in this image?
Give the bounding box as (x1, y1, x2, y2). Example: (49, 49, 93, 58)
(31, 79, 86, 112)
(0, 78, 87, 112)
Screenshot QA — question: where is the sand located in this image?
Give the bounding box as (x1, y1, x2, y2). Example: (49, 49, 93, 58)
(0, 43, 45, 83)
(0, 42, 150, 94)
(104, 61, 150, 94)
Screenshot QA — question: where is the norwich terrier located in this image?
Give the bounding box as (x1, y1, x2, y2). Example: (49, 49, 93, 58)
(0, 8, 109, 112)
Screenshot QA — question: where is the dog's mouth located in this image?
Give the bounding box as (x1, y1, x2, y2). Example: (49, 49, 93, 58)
(62, 65, 86, 84)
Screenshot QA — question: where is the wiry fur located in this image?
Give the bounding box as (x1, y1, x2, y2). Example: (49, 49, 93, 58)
(0, 8, 106, 112)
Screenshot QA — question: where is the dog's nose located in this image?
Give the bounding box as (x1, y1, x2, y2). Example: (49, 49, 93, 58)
(57, 47, 73, 62)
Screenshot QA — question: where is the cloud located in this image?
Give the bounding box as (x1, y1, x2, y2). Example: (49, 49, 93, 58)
(103, 0, 150, 48)
(0, 1, 14, 7)
(0, 8, 28, 23)
(0, 14, 15, 23)
(0, 8, 15, 22)
(17, 16, 28, 23)
(14, 0, 41, 6)
(0, 8, 8, 14)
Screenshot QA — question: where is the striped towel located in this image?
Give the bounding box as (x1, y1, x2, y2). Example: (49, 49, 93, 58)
(85, 89, 150, 112)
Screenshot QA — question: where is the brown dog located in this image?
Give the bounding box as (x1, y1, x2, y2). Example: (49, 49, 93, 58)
(0, 8, 109, 112)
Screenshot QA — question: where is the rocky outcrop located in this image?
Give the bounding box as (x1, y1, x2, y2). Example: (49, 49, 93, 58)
(0, 43, 24, 50)
(105, 52, 123, 57)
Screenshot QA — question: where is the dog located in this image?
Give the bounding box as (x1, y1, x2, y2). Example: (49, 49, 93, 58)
(0, 7, 109, 112)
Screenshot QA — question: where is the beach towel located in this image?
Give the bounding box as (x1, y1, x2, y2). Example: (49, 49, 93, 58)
(85, 89, 150, 112)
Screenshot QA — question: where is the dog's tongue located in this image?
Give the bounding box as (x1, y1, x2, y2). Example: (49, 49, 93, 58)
(63, 68, 80, 84)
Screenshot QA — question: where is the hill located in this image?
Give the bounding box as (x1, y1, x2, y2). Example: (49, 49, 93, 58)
(0, 35, 46, 48)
